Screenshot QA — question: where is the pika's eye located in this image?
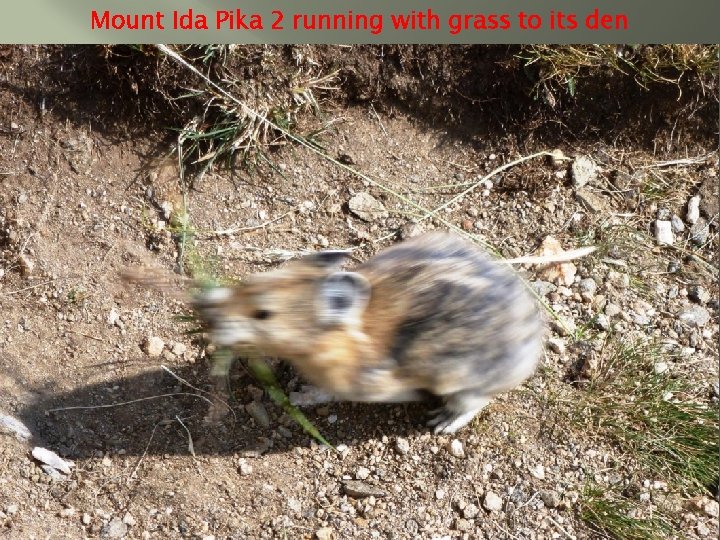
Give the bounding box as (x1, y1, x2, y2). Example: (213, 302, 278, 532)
(253, 309, 272, 320)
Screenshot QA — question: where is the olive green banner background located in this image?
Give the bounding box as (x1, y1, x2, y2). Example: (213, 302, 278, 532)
(1, 0, 719, 43)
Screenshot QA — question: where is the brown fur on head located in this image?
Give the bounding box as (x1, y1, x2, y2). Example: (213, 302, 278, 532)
(193, 250, 371, 361)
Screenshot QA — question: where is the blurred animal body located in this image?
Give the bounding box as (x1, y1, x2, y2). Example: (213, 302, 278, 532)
(193, 232, 545, 434)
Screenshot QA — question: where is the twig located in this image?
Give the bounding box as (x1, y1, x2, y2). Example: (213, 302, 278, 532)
(638, 152, 716, 169)
(66, 330, 104, 342)
(547, 515, 576, 539)
(417, 150, 552, 223)
(1, 279, 57, 296)
(46, 392, 214, 413)
(500, 246, 597, 265)
(175, 415, 196, 457)
(369, 103, 388, 137)
(161, 364, 236, 421)
(206, 207, 298, 238)
(127, 420, 163, 484)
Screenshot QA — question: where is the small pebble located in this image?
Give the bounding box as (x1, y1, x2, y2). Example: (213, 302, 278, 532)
(170, 342, 187, 356)
(655, 220, 674, 245)
(483, 491, 503, 512)
(678, 305, 711, 328)
(549, 149, 567, 168)
(395, 437, 410, 455)
(463, 503, 480, 519)
(245, 402, 270, 429)
(571, 155, 597, 188)
(540, 490, 561, 508)
(671, 215, 685, 233)
(530, 464, 546, 480)
(316, 527, 334, 540)
(689, 217, 709, 245)
(547, 338, 565, 354)
(704, 499, 719, 518)
(343, 481, 386, 498)
(595, 314, 611, 331)
(238, 458, 253, 476)
(687, 196, 701, 224)
(143, 336, 164, 358)
(654, 362, 669, 375)
(605, 303, 621, 317)
(103, 517, 128, 538)
(356, 467, 371, 480)
(688, 285, 710, 305)
(448, 439, 465, 458)
(18, 254, 34, 276)
(578, 277, 597, 301)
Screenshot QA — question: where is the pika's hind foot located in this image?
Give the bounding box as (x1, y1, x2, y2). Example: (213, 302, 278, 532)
(427, 393, 492, 434)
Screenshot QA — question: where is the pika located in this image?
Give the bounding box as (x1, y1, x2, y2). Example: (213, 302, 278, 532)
(193, 231, 545, 434)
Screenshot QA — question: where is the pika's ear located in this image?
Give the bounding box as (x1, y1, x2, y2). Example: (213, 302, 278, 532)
(303, 250, 353, 269)
(317, 271, 371, 326)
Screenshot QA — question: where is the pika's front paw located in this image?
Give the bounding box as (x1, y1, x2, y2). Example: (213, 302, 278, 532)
(289, 385, 335, 407)
(426, 394, 492, 434)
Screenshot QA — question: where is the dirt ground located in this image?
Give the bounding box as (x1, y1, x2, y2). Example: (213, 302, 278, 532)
(0, 45, 718, 539)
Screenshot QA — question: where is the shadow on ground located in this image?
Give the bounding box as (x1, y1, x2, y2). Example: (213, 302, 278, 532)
(15, 362, 434, 459)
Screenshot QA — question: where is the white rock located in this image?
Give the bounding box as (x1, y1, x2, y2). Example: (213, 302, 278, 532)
(315, 528, 334, 540)
(530, 464, 546, 479)
(356, 467, 370, 480)
(655, 220, 674, 245)
(654, 362, 669, 375)
(448, 439, 465, 458)
(671, 215, 685, 233)
(238, 458, 253, 476)
(122, 512, 136, 526)
(170, 342, 187, 356)
(571, 155, 597, 188)
(348, 192, 388, 222)
(107, 308, 120, 326)
(547, 338, 565, 354)
(463, 503, 480, 519)
(395, 437, 410, 455)
(435, 489, 445, 500)
(687, 196, 701, 224)
(678, 306, 711, 328)
(143, 336, 164, 357)
(704, 499, 719, 518)
(483, 491, 503, 512)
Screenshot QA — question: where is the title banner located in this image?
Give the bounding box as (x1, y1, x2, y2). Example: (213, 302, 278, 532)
(1, 0, 719, 43)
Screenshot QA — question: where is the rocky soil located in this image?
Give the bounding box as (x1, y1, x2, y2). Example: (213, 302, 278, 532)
(0, 45, 718, 539)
